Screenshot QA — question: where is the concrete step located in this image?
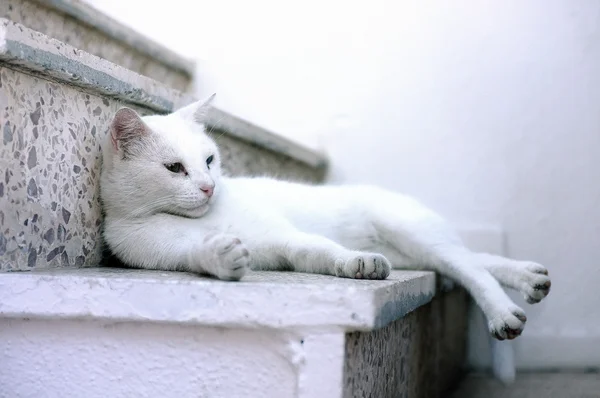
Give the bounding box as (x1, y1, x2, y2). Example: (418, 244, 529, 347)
(0, 268, 468, 398)
(1, 0, 194, 91)
(0, 18, 327, 271)
(0, 7, 468, 398)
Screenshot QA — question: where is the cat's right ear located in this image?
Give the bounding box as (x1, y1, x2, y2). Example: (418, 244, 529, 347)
(110, 107, 148, 152)
(193, 93, 216, 123)
(173, 94, 216, 125)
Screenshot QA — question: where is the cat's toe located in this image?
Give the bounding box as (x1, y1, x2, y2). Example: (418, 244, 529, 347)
(527, 262, 549, 276)
(216, 254, 249, 281)
(209, 234, 243, 255)
(489, 307, 527, 340)
(524, 280, 551, 303)
(369, 254, 391, 280)
(335, 256, 360, 279)
(336, 253, 391, 280)
(210, 234, 250, 281)
(356, 253, 391, 280)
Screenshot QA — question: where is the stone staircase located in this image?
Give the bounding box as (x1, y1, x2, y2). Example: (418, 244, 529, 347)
(0, 1, 468, 397)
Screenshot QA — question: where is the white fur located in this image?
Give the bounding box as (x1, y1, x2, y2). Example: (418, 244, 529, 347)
(100, 97, 551, 340)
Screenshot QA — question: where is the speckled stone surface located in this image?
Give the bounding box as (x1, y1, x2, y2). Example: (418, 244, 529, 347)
(207, 107, 328, 169)
(0, 66, 149, 270)
(344, 289, 469, 398)
(0, 18, 193, 113)
(1, 0, 191, 91)
(213, 131, 326, 182)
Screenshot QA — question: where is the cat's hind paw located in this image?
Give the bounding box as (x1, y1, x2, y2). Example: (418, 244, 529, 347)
(335, 253, 391, 280)
(519, 262, 551, 304)
(489, 307, 527, 340)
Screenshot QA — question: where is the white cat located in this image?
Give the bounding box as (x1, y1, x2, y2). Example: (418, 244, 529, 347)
(100, 95, 551, 340)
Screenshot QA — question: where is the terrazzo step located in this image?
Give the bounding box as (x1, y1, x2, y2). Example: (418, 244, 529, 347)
(0, 9, 469, 397)
(0, 18, 327, 271)
(0, 9, 470, 398)
(1, 0, 194, 92)
(0, 268, 468, 398)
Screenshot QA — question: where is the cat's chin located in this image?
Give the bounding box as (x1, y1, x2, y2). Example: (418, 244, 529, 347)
(184, 204, 210, 218)
(163, 203, 210, 219)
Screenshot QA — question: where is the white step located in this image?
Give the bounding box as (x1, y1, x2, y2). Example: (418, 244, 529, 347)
(0, 268, 467, 398)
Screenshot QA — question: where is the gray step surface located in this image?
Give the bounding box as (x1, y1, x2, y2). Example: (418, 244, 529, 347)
(2, 0, 194, 91)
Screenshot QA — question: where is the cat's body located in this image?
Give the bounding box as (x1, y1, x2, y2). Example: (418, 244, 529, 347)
(101, 96, 551, 341)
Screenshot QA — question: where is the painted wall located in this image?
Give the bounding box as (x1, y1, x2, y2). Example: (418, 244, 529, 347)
(84, 0, 600, 368)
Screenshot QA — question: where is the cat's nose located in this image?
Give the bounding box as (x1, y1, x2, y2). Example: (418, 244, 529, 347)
(200, 184, 214, 198)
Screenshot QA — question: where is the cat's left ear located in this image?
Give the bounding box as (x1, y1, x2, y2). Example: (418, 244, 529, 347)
(175, 93, 216, 124)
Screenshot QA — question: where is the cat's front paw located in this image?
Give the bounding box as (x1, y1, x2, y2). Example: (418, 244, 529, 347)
(335, 252, 391, 280)
(203, 233, 250, 281)
(488, 306, 527, 340)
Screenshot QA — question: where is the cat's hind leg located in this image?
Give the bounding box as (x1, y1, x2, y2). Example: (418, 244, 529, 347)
(386, 246, 527, 340)
(417, 246, 527, 340)
(475, 253, 551, 304)
(374, 226, 552, 304)
(366, 190, 528, 339)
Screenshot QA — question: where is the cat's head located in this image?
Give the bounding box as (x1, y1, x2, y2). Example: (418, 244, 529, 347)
(101, 95, 222, 219)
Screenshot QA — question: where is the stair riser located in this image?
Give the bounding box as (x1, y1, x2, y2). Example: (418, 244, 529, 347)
(345, 289, 468, 398)
(0, 67, 146, 270)
(1, 0, 192, 91)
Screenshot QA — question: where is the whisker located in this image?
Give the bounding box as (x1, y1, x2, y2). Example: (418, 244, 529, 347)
(206, 115, 228, 142)
(125, 194, 204, 218)
(128, 196, 178, 217)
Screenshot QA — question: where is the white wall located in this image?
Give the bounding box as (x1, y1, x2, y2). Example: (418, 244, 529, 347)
(85, 0, 600, 368)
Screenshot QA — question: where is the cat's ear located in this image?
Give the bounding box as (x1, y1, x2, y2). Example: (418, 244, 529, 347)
(193, 93, 216, 122)
(110, 107, 148, 152)
(175, 93, 216, 124)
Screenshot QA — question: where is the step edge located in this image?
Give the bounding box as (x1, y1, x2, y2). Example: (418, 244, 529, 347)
(0, 18, 192, 113)
(30, 0, 195, 77)
(207, 107, 329, 169)
(0, 268, 436, 332)
(0, 18, 327, 169)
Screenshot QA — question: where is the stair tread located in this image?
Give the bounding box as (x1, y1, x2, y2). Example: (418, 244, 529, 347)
(29, 0, 195, 77)
(0, 268, 435, 331)
(0, 18, 327, 169)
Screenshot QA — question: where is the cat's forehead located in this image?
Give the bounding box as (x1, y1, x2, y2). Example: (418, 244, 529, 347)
(142, 114, 216, 155)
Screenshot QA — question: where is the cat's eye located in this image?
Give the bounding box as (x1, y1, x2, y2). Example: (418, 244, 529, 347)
(165, 162, 186, 174)
(206, 155, 214, 168)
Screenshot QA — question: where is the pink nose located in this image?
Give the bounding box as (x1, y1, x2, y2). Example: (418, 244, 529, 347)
(200, 184, 214, 198)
